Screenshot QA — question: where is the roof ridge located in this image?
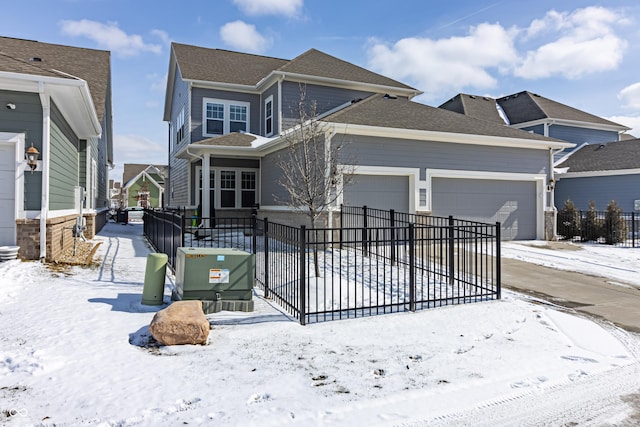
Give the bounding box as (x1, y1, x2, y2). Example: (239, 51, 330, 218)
(171, 42, 289, 62)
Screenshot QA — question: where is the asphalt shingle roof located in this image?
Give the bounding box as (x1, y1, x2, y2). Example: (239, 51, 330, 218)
(439, 93, 506, 125)
(0, 36, 111, 122)
(557, 139, 640, 172)
(324, 94, 560, 142)
(497, 91, 625, 129)
(171, 43, 417, 91)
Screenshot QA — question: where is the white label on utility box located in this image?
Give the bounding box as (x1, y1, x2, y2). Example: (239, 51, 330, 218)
(209, 269, 230, 284)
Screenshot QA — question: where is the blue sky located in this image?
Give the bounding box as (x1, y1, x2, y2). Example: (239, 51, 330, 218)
(3, 0, 640, 182)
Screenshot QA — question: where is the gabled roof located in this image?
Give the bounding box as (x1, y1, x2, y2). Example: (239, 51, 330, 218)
(276, 48, 415, 91)
(439, 93, 506, 125)
(323, 94, 565, 144)
(557, 139, 640, 172)
(171, 43, 288, 86)
(496, 91, 628, 130)
(123, 164, 168, 186)
(0, 36, 111, 123)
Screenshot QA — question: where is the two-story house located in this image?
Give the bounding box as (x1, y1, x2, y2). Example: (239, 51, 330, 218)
(439, 91, 636, 212)
(163, 43, 571, 240)
(0, 36, 113, 260)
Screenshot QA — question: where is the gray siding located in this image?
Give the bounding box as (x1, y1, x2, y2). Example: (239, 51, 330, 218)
(281, 82, 373, 130)
(555, 174, 640, 212)
(549, 125, 618, 146)
(49, 102, 79, 211)
(340, 134, 548, 175)
(168, 68, 191, 207)
(260, 151, 284, 205)
(191, 87, 260, 142)
(0, 91, 43, 210)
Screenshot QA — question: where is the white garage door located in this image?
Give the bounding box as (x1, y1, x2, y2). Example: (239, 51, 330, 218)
(0, 144, 16, 245)
(344, 175, 409, 211)
(431, 178, 537, 240)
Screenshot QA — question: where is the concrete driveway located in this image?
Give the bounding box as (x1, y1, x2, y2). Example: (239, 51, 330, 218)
(501, 256, 640, 333)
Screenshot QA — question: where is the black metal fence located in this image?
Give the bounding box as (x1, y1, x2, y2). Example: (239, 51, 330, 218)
(557, 210, 639, 248)
(144, 207, 501, 325)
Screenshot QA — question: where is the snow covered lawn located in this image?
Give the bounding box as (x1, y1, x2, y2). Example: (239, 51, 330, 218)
(1, 223, 639, 426)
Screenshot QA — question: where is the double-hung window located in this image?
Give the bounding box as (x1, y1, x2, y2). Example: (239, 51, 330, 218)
(264, 95, 273, 137)
(203, 98, 250, 137)
(176, 108, 185, 143)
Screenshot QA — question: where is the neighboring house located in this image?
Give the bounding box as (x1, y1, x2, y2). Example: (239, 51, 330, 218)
(163, 43, 572, 240)
(0, 36, 113, 260)
(554, 139, 640, 212)
(109, 179, 123, 210)
(440, 92, 631, 161)
(122, 164, 167, 209)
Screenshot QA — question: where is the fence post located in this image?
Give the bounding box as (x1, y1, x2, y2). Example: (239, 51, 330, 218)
(390, 209, 396, 266)
(409, 223, 416, 312)
(263, 219, 270, 300)
(448, 216, 455, 288)
(362, 205, 369, 257)
(251, 213, 257, 255)
(633, 212, 636, 248)
(496, 222, 501, 300)
(300, 225, 307, 326)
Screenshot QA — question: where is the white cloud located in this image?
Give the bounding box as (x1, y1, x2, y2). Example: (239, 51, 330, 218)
(618, 83, 640, 110)
(150, 29, 171, 46)
(59, 19, 162, 57)
(147, 73, 167, 92)
(220, 20, 271, 53)
(367, 23, 518, 100)
(514, 7, 628, 79)
(232, 0, 302, 17)
(608, 115, 640, 138)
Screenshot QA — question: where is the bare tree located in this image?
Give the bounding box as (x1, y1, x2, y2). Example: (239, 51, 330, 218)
(275, 87, 355, 228)
(275, 87, 356, 275)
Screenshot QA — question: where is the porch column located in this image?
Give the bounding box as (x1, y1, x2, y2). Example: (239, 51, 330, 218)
(202, 154, 211, 227)
(38, 82, 51, 259)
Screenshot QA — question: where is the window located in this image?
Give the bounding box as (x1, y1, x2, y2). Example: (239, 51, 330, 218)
(264, 95, 273, 137)
(241, 171, 257, 207)
(196, 168, 258, 209)
(176, 108, 185, 142)
(203, 98, 250, 137)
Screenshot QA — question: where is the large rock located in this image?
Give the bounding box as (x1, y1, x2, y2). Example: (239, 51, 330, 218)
(149, 300, 210, 345)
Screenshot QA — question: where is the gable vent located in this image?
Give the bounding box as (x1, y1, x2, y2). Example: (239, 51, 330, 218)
(30, 57, 43, 62)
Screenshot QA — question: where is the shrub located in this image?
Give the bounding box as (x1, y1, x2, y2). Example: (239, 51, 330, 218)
(581, 200, 601, 242)
(557, 199, 581, 240)
(603, 200, 628, 244)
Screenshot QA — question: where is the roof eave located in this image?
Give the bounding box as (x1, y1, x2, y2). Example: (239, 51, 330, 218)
(326, 123, 575, 150)
(510, 117, 630, 133)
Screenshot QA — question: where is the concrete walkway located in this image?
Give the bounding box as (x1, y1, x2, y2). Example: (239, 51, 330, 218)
(501, 257, 640, 333)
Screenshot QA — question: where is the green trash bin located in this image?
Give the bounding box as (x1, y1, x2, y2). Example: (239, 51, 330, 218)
(142, 253, 168, 305)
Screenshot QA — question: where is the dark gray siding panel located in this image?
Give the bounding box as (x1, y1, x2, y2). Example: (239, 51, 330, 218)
(432, 178, 537, 240)
(191, 88, 260, 142)
(282, 82, 373, 129)
(555, 174, 640, 212)
(340, 134, 548, 175)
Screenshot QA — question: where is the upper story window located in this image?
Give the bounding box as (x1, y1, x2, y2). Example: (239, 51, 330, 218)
(203, 98, 250, 137)
(264, 95, 273, 137)
(176, 108, 185, 143)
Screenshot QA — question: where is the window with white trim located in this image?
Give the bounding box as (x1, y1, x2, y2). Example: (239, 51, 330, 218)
(203, 98, 250, 137)
(196, 168, 258, 209)
(176, 108, 185, 143)
(264, 95, 273, 137)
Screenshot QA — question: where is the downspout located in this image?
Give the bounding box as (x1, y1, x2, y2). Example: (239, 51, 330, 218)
(38, 82, 51, 260)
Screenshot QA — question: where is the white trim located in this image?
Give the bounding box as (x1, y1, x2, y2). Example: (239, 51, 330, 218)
(202, 97, 251, 137)
(426, 168, 547, 239)
(560, 168, 640, 178)
(328, 123, 574, 150)
(509, 117, 629, 133)
(0, 132, 26, 245)
(264, 95, 274, 137)
(195, 166, 259, 210)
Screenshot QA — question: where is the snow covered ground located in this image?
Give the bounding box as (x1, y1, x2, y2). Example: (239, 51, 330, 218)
(1, 222, 639, 426)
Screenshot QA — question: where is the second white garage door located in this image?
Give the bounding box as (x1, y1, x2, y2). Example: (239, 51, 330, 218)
(431, 178, 537, 240)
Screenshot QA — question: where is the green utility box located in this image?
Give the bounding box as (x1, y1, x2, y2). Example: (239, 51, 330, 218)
(173, 247, 255, 313)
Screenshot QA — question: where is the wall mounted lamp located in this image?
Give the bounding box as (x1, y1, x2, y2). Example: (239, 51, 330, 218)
(26, 144, 40, 173)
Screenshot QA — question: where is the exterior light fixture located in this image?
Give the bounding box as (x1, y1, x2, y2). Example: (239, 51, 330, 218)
(26, 144, 39, 173)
